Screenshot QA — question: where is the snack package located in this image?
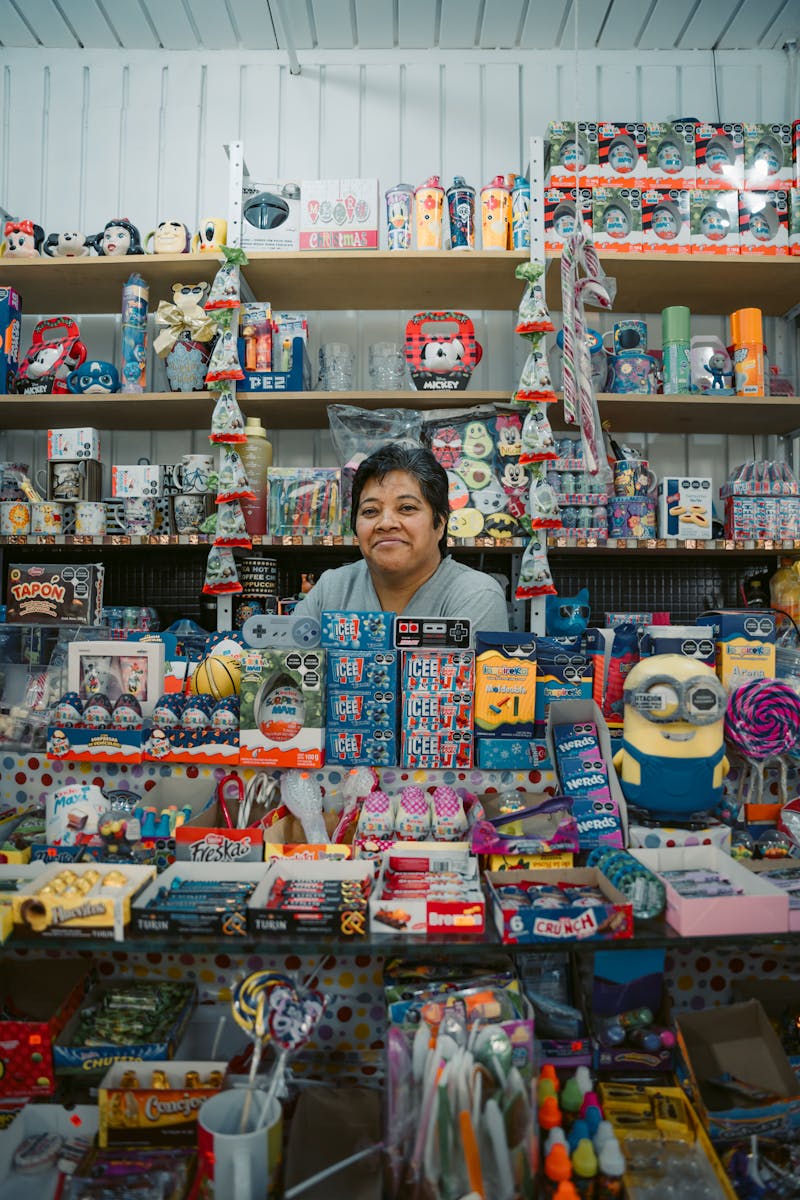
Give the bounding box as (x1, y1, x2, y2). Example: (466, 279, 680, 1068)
(205, 325, 244, 385)
(528, 463, 561, 528)
(515, 261, 555, 334)
(214, 499, 251, 548)
(516, 533, 556, 598)
(202, 546, 242, 594)
(519, 404, 557, 464)
(514, 338, 557, 402)
(217, 446, 255, 503)
(210, 387, 247, 443)
(205, 246, 248, 310)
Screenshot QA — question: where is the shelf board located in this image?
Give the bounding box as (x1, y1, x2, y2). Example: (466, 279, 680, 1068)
(3, 390, 798, 434)
(1, 249, 797, 315)
(0, 534, 795, 555)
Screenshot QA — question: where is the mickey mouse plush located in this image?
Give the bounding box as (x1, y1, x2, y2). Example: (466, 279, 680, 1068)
(43, 231, 93, 258)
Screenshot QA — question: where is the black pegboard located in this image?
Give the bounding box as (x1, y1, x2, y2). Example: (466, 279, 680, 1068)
(549, 553, 780, 624)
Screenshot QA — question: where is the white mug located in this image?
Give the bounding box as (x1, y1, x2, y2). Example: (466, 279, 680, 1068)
(123, 496, 156, 535)
(197, 1089, 282, 1200)
(48, 461, 87, 502)
(0, 500, 30, 535)
(74, 501, 106, 536)
(177, 453, 214, 494)
(172, 492, 210, 534)
(30, 501, 63, 534)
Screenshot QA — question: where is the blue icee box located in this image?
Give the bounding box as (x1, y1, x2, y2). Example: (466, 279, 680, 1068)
(321, 611, 395, 650)
(325, 727, 397, 766)
(327, 689, 397, 729)
(326, 650, 398, 691)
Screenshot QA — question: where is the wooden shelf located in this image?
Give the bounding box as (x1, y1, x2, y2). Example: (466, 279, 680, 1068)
(1, 249, 797, 316)
(0, 534, 794, 555)
(3, 390, 798, 434)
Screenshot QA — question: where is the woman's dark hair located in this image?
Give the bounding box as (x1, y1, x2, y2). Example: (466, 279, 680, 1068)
(350, 444, 450, 556)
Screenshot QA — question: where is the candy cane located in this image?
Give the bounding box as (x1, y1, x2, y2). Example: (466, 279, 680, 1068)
(561, 232, 579, 425)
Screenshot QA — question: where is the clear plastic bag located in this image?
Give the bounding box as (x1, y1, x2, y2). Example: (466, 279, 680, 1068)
(328, 404, 423, 470)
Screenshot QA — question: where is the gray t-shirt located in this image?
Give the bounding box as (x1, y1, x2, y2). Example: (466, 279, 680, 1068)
(293, 556, 509, 640)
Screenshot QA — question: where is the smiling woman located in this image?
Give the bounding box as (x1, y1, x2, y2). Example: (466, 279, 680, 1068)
(293, 444, 509, 640)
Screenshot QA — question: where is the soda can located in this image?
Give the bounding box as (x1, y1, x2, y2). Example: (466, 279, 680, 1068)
(446, 177, 476, 251)
(480, 175, 511, 250)
(415, 176, 445, 249)
(511, 177, 531, 249)
(385, 183, 414, 251)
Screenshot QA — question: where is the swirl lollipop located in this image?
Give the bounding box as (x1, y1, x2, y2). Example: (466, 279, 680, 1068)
(231, 969, 290, 1133)
(725, 679, 800, 804)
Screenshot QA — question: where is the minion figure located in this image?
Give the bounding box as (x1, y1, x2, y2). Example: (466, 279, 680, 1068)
(612, 653, 729, 820)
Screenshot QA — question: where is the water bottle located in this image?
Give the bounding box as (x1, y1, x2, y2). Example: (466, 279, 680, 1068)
(235, 416, 273, 535)
(662, 305, 691, 393)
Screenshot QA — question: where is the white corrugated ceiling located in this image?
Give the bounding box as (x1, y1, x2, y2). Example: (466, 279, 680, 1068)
(0, 0, 797, 52)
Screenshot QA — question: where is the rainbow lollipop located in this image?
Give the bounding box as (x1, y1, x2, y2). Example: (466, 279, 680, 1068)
(725, 679, 800, 804)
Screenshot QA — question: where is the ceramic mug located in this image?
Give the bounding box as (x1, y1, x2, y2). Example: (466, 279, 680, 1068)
(172, 492, 210, 534)
(197, 1089, 282, 1200)
(74, 501, 106, 536)
(607, 495, 657, 537)
(606, 352, 660, 394)
(145, 219, 191, 254)
(176, 453, 215, 494)
(30, 501, 63, 534)
(122, 496, 156, 536)
(602, 320, 648, 356)
(614, 458, 657, 497)
(48, 461, 87, 501)
(192, 217, 228, 253)
(0, 500, 30, 534)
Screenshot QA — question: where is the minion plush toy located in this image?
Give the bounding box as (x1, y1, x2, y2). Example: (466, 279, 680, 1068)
(612, 653, 729, 820)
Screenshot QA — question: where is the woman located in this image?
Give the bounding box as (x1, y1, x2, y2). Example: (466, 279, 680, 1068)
(294, 444, 509, 634)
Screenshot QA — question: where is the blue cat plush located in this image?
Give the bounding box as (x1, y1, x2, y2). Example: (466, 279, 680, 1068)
(545, 587, 590, 637)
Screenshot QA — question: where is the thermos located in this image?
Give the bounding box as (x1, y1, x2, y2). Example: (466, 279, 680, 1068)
(731, 306, 765, 395)
(661, 305, 691, 393)
(235, 416, 273, 535)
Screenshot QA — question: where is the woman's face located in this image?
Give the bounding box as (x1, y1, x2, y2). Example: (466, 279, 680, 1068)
(355, 470, 444, 577)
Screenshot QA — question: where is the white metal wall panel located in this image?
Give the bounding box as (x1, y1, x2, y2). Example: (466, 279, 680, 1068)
(93, 1, 160, 51)
(0, 46, 796, 483)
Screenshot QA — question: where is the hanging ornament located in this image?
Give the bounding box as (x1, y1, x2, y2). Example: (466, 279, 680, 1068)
(515, 261, 555, 334)
(210, 386, 247, 443)
(217, 446, 255, 503)
(519, 403, 557, 464)
(215, 499, 252, 549)
(202, 545, 242, 594)
(205, 245, 248, 310)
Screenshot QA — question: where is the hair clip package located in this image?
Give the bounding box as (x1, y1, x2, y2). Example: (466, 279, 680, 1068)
(267, 468, 341, 537)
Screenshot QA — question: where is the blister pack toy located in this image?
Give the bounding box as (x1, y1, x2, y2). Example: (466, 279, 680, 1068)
(404, 310, 482, 390)
(11, 317, 87, 395)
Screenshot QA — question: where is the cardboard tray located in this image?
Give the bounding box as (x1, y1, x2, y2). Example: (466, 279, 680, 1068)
(486, 867, 633, 944)
(11, 862, 156, 941)
(248, 858, 374, 937)
(98, 1058, 227, 1145)
(132, 861, 267, 938)
(630, 846, 789, 936)
(54, 981, 196, 1074)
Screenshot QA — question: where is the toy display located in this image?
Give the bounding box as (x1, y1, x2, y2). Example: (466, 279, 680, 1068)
(404, 310, 482, 391)
(613, 654, 729, 820)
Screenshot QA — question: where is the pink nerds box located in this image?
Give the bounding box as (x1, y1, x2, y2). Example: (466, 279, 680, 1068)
(300, 179, 379, 250)
(630, 846, 788, 936)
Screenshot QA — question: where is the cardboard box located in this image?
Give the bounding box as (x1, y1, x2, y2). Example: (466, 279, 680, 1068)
(240, 179, 301, 251)
(0, 286, 22, 393)
(592, 187, 642, 253)
(299, 178, 379, 250)
(54, 981, 196, 1074)
(132, 861, 265, 937)
(370, 843, 484, 936)
(696, 608, 776, 687)
(393, 617, 472, 650)
(724, 494, 800, 540)
(249, 857, 373, 937)
(400, 729, 473, 769)
(546, 697, 629, 843)
(174, 800, 264, 863)
(402, 690, 473, 734)
(473, 632, 536, 738)
(631, 845, 788, 935)
(546, 121, 600, 188)
(328, 726, 398, 766)
(327, 689, 398, 729)
(401, 649, 474, 693)
(544, 186, 593, 253)
(646, 120, 697, 188)
(676, 1000, 800, 1140)
(690, 189, 740, 254)
(328, 649, 398, 692)
(321, 610, 394, 650)
(47, 428, 100, 461)
(746, 859, 800, 930)
(0, 862, 44, 940)
(98, 1058, 226, 1145)
(694, 121, 744, 189)
(628, 821, 731, 852)
(657, 476, 714, 539)
(5, 562, 105, 625)
(47, 722, 147, 763)
(744, 121, 793, 189)
(598, 121, 648, 186)
(0, 1104, 98, 1198)
(641, 188, 691, 252)
(12, 862, 156, 941)
(66, 638, 164, 718)
(738, 189, 789, 254)
(111, 464, 163, 498)
(0, 960, 91, 1097)
(486, 867, 632, 944)
(142, 725, 239, 764)
(791, 188, 800, 255)
(476, 737, 555, 774)
(239, 647, 326, 768)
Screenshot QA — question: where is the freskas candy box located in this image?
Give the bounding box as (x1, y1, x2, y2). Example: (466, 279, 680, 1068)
(401, 650, 474, 693)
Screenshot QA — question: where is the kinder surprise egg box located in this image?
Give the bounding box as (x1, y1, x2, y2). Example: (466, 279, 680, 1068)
(239, 647, 326, 767)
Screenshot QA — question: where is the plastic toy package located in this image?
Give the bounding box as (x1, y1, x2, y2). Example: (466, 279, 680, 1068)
(328, 403, 424, 520)
(267, 467, 341, 537)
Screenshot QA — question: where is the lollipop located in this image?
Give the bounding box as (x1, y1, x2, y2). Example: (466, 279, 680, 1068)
(725, 679, 800, 805)
(230, 969, 290, 1134)
(280, 769, 328, 844)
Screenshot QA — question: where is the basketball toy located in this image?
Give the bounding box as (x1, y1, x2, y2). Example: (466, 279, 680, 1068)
(190, 654, 241, 699)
